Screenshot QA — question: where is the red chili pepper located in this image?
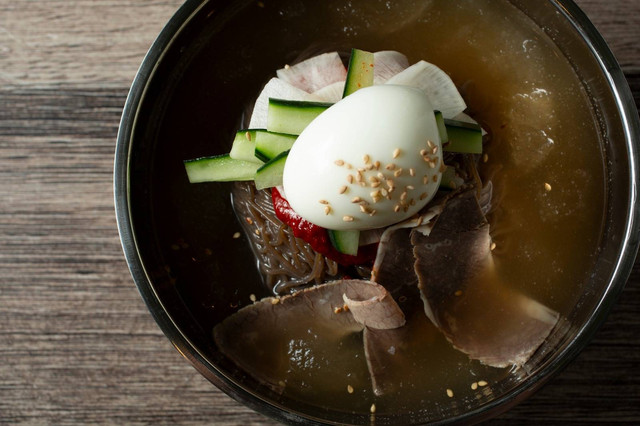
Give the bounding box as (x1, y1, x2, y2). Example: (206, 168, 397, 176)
(271, 187, 377, 266)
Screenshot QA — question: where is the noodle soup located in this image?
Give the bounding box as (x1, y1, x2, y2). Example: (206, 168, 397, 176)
(129, 0, 610, 421)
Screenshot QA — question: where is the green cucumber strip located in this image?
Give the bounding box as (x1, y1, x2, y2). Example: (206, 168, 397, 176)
(328, 229, 360, 256)
(343, 48, 374, 97)
(434, 111, 449, 143)
(229, 130, 263, 163)
(443, 119, 483, 154)
(254, 150, 290, 190)
(266, 98, 332, 135)
(254, 130, 298, 161)
(184, 154, 260, 183)
(439, 166, 460, 190)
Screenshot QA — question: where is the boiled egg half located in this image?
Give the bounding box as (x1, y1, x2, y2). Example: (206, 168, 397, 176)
(283, 85, 443, 231)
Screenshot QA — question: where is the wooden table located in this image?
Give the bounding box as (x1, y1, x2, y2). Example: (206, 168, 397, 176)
(1, 1, 638, 424)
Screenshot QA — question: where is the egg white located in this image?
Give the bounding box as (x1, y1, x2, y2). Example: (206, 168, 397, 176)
(283, 85, 443, 230)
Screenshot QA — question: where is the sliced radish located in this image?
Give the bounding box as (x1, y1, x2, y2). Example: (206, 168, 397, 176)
(385, 60, 466, 119)
(248, 77, 310, 129)
(305, 81, 346, 103)
(276, 52, 347, 93)
(373, 51, 409, 84)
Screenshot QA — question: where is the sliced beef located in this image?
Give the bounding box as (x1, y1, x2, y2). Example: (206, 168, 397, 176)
(213, 280, 404, 393)
(412, 190, 559, 368)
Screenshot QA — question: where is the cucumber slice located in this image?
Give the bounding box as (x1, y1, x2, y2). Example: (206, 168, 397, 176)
(434, 111, 448, 143)
(443, 119, 483, 154)
(254, 150, 290, 190)
(328, 229, 360, 256)
(266, 98, 332, 135)
(229, 130, 263, 163)
(343, 48, 374, 97)
(440, 166, 464, 190)
(184, 154, 260, 183)
(254, 130, 298, 161)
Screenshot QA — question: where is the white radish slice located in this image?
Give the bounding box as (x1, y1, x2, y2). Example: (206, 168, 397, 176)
(276, 52, 347, 93)
(453, 112, 488, 136)
(373, 51, 410, 84)
(385, 60, 466, 119)
(304, 81, 345, 103)
(248, 77, 310, 129)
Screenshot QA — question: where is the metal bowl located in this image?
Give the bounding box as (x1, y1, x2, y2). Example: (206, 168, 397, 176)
(114, 0, 640, 423)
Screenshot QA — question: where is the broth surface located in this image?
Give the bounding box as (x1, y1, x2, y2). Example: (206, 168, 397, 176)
(151, 0, 606, 418)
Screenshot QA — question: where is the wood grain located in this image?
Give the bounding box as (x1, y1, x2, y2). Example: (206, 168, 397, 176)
(0, 0, 638, 424)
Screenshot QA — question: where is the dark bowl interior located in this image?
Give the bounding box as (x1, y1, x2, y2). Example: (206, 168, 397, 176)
(115, 0, 640, 424)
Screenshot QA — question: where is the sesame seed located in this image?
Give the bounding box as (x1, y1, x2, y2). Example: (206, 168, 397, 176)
(245, 217, 253, 225)
(363, 154, 371, 164)
(347, 385, 354, 394)
(394, 205, 401, 212)
(385, 163, 396, 170)
(374, 161, 381, 170)
(409, 198, 416, 206)
(346, 163, 353, 169)
(369, 209, 377, 216)
(419, 192, 428, 200)
(359, 181, 366, 187)
(403, 205, 409, 212)
(446, 389, 454, 398)
(406, 185, 414, 190)
(377, 172, 385, 180)
(351, 196, 363, 203)
(324, 206, 332, 215)
(427, 140, 435, 149)
(245, 131, 252, 141)
(343, 304, 349, 312)
(370, 404, 376, 414)
(483, 153, 489, 163)
(386, 179, 395, 189)
(423, 175, 429, 184)
(420, 148, 428, 156)
(400, 191, 408, 201)
(455, 290, 463, 296)
(432, 175, 438, 182)
(335, 159, 345, 166)
(356, 171, 364, 182)
(271, 298, 280, 305)
(432, 146, 438, 154)
(428, 161, 437, 169)
(360, 205, 371, 213)
(365, 163, 374, 171)
(339, 186, 348, 194)
(478, 380, 488, 387)
(544, 182, 552, 191)
(250, 294, 256, 302)
(394, 168, 403, 177)
(393, 148, 401, 158)
(471, 382, 478, 390)
(347, 175, 354, 184)
(334, 306, 343, 314)
(254, 229, 261, 235)
(409, 168, 415, 177)
(233, 232, 241, 239)
(380, 188, 388, 197)
(490, 242, 497, 251)
(371, 181, 381, 188)
(319, 199, 329, 204)
(343, 215, 354, 222)
(369, 176, 380, 184)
